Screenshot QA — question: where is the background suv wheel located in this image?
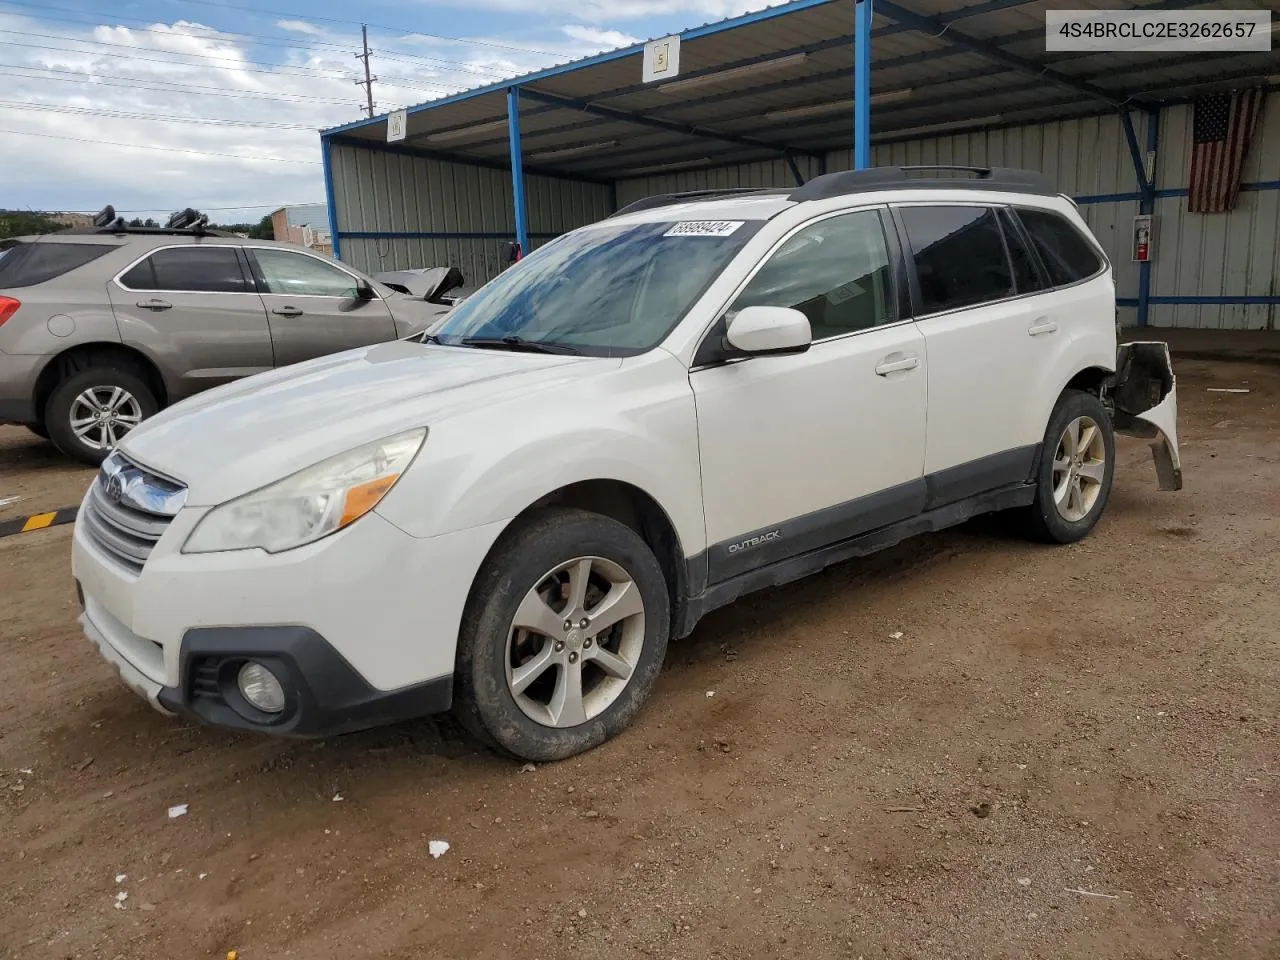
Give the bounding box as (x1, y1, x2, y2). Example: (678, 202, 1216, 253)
(45, 365, 158, 466)
(454, 507, 671, 762)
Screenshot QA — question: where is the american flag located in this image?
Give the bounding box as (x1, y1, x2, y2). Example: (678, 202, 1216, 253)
(1188, 88, 1267, 214)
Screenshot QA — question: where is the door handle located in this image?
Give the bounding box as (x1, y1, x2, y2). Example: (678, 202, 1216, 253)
(271, 306, 303, 317)
(874, 355, 920, 376)
(1028, 317, 1058, 336)
(136, 299, 171, 311)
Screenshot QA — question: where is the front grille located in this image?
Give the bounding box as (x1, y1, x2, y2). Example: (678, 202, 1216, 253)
(80, 454, 185, 575)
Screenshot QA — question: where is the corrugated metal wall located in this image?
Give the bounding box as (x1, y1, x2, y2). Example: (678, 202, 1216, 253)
(328, 141, 612, 285)
(1149, 97, 1280, 330)
(612, 105, 1278, 330)
(332, 100, 1277, 330)
(614, 156, 823, 207)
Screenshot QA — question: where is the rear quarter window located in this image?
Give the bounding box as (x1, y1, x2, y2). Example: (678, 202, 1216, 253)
(0, 242, 116, 289)
(1015, 208, 1105, 286)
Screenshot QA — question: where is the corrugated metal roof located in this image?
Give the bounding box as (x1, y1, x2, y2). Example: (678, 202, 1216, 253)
(323, 0, 1280, 179)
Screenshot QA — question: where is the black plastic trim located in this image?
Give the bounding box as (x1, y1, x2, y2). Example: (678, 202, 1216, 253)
(677, 481, 1035, 638)
(157, 626, 452, 737)
(0, 398, 37, 424)
(924, 444, 1039, 511)
(790, 166, 1056, 202)
(708, 478, 926, 584)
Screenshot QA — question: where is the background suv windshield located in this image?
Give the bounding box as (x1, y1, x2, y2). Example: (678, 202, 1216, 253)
(430, 220, 761, 356)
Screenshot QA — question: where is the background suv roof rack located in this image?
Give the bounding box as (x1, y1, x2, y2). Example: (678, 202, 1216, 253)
(611, 187, 789, 218)
(789, 165, 1057, 201)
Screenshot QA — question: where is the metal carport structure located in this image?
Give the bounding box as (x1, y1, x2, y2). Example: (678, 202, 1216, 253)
(320, 0, 1279, 330)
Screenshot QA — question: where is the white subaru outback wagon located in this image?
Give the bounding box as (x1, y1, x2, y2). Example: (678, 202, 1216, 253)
(71, 166, 1181, 762)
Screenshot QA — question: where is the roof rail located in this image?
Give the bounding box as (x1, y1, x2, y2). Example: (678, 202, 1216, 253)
(611, 187, 788, 218)
(789, 166, 1057, 202)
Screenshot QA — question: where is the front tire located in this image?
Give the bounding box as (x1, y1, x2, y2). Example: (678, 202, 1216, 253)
(1023, 389, 1115, 544)
(454, 507, 671, 762)
(45, 366, 158, 466)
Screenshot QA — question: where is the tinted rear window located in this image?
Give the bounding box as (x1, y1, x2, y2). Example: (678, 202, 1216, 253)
(1016, 208, 1104, 286)
(0, 242, 116, 289)
(121, 246, 247, 293)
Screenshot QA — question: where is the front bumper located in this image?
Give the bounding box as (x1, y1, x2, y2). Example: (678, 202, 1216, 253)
(157, 626, 453, 736)
(72, 492, 508, 736)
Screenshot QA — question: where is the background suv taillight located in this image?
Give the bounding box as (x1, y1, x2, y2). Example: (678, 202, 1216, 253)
(0, 296, 19, 326)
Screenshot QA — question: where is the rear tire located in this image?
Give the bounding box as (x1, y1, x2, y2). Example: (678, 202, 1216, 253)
(453, 507, 670, 762)
(24, 422, 49, 440)
(1023, 389, 1115, 544)
(45, 366, 158, 466)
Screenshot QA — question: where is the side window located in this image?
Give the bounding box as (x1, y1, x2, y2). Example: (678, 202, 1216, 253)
(898, 205, 1012, 314)
(1016, 208, 1104, 286)
(0, 242, 116, 289)
(120, 247, 247, 293)
(731, 210, 894, 340)
(998, 208, 1045, 294)
(252, 248, 360, 298)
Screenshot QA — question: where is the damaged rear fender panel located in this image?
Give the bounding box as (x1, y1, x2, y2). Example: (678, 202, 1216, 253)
(1110, 342, 1182, 492)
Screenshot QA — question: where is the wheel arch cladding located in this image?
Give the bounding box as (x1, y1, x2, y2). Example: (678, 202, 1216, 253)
(490, 479, 688, 636)
(35, 342, 168, 416)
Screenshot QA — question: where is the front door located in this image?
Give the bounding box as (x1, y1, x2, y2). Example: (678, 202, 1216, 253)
(246, 247, 397, 368)
(109, 244, 273, 402)
(690, 208, 929, 585)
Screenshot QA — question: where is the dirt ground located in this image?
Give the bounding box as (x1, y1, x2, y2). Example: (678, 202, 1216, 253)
(1, 358, 1277, 960)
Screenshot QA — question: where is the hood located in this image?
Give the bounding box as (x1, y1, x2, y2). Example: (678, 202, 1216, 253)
(120, 341, 616, 505)
(374, 266, 464, 301)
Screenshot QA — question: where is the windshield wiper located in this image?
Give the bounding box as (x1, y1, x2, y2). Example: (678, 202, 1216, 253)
(459, 335, 581, 355)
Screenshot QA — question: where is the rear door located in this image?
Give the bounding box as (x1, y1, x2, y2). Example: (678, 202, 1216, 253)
(109, 245, 274, 401)
(245, 247, 397, 367)
(894, 203, 1053, 507)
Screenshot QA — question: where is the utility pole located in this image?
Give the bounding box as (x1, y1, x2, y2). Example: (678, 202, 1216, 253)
(355, 24, 377, 118)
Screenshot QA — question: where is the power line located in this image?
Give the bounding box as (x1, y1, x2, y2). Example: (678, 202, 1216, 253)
(0, 64, 369, 105)
(0, 99, 320, 129)
(0, 30, 360, 80)
(0, 3, 541, 77)
(0, 127, 322, 163)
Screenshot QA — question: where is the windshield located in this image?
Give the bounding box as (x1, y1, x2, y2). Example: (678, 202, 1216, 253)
(429, 219, 761, 357)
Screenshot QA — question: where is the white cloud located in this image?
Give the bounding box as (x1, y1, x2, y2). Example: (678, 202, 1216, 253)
(560, 25, 640, 51)
(277, 19, 322, 35)
(0, 12, 586, 218)
(417, 0, 774, 22)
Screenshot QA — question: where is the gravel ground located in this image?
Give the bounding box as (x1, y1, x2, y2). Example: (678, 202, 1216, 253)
(1, 357, 1277, 960)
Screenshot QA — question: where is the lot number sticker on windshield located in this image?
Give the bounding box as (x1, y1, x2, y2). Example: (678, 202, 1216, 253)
(664, 221, 745, 238)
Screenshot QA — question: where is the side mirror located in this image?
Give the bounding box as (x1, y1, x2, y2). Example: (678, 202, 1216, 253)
(355, 283, 377, 301)
(724, 305, 811, 356)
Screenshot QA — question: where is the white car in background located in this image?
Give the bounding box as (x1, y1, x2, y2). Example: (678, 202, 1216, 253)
(71, 167, 1180, 762)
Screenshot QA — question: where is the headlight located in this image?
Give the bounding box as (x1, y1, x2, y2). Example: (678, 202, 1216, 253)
(183, 428, 426, 554)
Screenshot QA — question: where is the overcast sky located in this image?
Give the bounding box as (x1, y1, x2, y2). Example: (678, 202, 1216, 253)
(1, 0, 775, 221)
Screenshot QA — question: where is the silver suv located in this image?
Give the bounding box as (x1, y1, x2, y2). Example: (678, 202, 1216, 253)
(0, 214, 457, 464)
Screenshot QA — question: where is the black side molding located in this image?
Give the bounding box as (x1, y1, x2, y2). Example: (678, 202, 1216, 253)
(675, 482, 1034, 638)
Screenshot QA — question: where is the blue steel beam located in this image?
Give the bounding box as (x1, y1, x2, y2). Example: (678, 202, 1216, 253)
(325, 134, 611, 186)
(854, 0, 873, 169)
(507, 87, 529, 255)
(320, 136, 342, 262)
(1137, 109, 1159, 327)
(516, 86, 819, 159)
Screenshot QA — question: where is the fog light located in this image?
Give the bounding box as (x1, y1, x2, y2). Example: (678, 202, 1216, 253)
(237, 661, 286, 714)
